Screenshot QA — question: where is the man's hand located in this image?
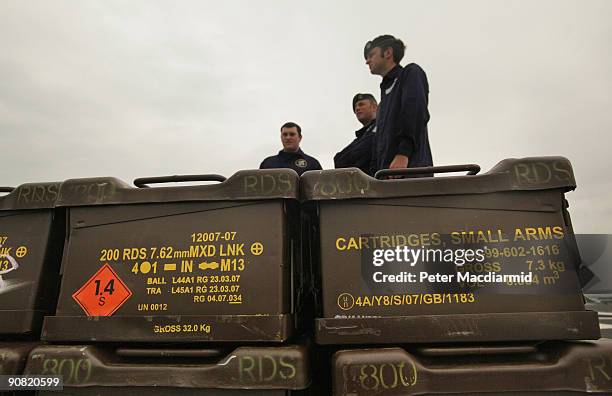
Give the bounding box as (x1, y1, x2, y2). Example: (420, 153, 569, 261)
(389, 154, 409, 169)
(388, 154, 409, 178)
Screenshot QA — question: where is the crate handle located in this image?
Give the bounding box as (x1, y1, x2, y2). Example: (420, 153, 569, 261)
(375, 164, 480, 179)
(134, 174, 226, 188)
(115, 347, 224, 358)
(416, 344, 537, 357)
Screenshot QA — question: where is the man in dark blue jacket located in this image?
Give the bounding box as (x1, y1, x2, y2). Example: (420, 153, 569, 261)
(334, 93, 377, 176)
(259, 121, 322, 176)
(364, 35, 433, 174)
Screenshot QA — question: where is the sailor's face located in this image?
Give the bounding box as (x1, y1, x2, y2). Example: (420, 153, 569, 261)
(365, 47, 386, 75)
(281, 127, 301, 152)
(354, 99, 377, 125)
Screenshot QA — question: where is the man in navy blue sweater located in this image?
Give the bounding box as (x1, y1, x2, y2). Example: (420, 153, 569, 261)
(334, 93, 377, 176)
(364, 35, 433, 174)
(259, 122, 322, 176)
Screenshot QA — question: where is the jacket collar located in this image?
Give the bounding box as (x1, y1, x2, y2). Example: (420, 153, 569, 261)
(380, 64, 402, 88)
(278, 148, 304, 157)
(355, 119, 376, 138)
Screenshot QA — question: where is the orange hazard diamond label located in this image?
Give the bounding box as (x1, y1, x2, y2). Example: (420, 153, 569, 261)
(72, 263, 132, 316)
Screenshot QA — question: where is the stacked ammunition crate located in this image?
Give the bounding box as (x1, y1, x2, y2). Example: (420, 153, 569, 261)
(301, 157, 612, 395)
(24, 172, 312, 395)
(0, 183, 65, 395)
(1, 156, 610, 395)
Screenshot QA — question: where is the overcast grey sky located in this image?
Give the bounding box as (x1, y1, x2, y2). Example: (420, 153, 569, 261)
(1, 0, 611, 231)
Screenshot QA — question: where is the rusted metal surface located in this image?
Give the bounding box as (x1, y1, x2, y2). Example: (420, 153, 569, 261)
(333, 340, 612, 395)
(25, 344, 310, 392)
(43, 170, 303, 342)
(0, 183, 64, 335)
(302, 157, 598, 344)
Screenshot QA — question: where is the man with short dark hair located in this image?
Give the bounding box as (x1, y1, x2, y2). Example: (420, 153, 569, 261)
(259, 122, 322, 175)
(364, 34, 433, 173)
(334, 93, 377, 175)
